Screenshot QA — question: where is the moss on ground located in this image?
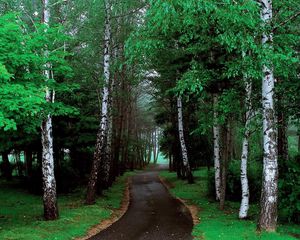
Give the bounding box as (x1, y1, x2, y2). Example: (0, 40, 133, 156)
(0, 172, 134, 240)
(160, 169, 300, 240)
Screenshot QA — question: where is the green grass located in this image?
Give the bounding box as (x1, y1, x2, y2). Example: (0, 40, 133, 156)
(0, 172, 134, 240)
(160, 169, 300, 240)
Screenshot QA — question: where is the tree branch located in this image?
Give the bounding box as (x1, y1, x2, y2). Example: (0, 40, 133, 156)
(273, 10, 300, 32)
(110, 5, 146, 20)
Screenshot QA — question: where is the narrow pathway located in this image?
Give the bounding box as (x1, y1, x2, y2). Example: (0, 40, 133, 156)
(89, 165, 193, 240)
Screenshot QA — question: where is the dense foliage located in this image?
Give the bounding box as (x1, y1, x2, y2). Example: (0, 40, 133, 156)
(0, 0, 300, 237)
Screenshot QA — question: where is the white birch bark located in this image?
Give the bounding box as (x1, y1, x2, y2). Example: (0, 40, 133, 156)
(213, 94, 221, 201)
(100, 0, 111, 184)
(154, 128, 160, 163)
(153, 128, 158, 163)
(177, 96, 193, 183)
(258, 0, 278, 231)
(41, 0, 58, 220)
(104, 74, 115, 185)
(86, 0, 111, 203)
(239, 78, 252, 219)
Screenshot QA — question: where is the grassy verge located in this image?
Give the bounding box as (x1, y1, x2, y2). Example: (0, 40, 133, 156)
(0, 172, 134, 240)
(160, 169, 300, 240)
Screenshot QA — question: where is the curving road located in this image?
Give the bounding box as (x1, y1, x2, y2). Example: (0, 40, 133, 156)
(89, 166, 193, 240)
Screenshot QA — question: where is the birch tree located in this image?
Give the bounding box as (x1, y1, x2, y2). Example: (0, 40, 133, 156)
(258, 0, 278, 231)
(41, 0, 59, 220)
(239, 78, 252, 219)
(86, 0, 111, 204)
(177, 96, 194, 184)
(213, 94, 221, 201)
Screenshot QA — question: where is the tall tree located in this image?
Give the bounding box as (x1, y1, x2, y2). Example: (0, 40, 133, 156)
(177, 96, 194, 183)
(258, 0, 278, 231)
(86, 0, 112, 204)
(213, 94, 221, 201)
(40, 0, 59, 221)
(239, 78, 252, 219)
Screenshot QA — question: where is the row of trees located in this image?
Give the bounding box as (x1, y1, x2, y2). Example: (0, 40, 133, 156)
(127, 0, 300, 232)
(0, 0, 161, 220)
(1, 0, 300, 234)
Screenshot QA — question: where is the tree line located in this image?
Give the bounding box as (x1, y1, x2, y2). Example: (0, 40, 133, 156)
(0, 0, 154, 220)
(127, 0, 300, 232)
(0, 0, 300, 234)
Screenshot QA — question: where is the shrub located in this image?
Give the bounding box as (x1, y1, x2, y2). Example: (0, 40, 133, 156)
(56, 161, 80, 193)
(207, 154, 300, 224)
(208, 158, 262, 203)
(227, 159, 262, 202)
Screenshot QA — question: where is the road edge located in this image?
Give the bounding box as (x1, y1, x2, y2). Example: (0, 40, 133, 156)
(159, 176, 200, 226)
(76, 177, 131, 240)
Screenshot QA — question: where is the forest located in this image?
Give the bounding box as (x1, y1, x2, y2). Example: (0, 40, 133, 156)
(0, 0, 300, 239)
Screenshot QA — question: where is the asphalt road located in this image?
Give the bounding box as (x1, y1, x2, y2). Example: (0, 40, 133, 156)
(89, 166, 193, 240)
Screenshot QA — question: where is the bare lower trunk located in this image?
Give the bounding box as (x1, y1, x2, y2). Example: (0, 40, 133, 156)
(152, 129, 159, 164)
(14, 151, 22, 176)
(147, 132, 152, 163)
(213, 94, 221, 201)
(177, 96, 194, 184)
(277, 111, 288, 161)
(1, 151, 12, 180)
(219, 125, 228, 210)
(86, 0, 111, 204)
(25, 149, 33, 179)
(104, 77, 115, 188)
(153, 129, 157, 164)
(41, 114, 58, 220)
(105, 107, 113, 188)
(41, 0, 58, 220)
(239, 136, 250, 218)
(239, 79, 252, 219)
(155, 129, 160, 163)
(258, 0, 278, 231)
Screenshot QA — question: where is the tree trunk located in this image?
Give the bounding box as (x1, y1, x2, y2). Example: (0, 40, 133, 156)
(258, 0, 278, 232)
(113, 109, 123, 178)
(37, 150, 43, 167)
(86, 0, 111, 205)
(54, 146, 62, 183)
(219, 124, 228, 210)
(1, 151, 12, 180)
(155, 129, 160, 163)
(25, 149, 33, 179)
(153, 129, 159, 164)
(41, 117, 58, 220)
(41, 0, 58, 220)
(153, 129, 157, 164)
(147, 131, 152, 163)
(177, 96, 194, 184)
(277, 110, 288, 161)
(169, 153, 173, 172)
(113, 84, 124, 178)
(239, 79, 252, 219)
(213, 94, 221, 201)
(14, 150, 22, 177)
(104, 77, 115, 189)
